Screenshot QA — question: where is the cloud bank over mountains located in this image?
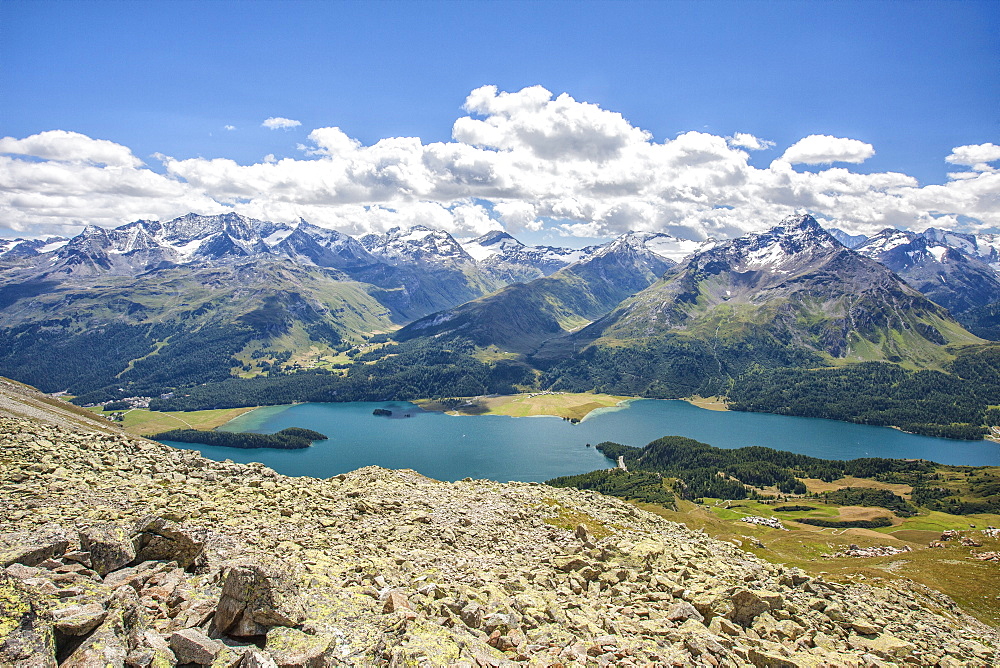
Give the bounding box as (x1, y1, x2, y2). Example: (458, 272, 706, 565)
(1, 85, 998, 240)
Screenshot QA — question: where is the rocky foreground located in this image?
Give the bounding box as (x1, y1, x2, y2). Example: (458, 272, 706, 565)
(2, 408, 999, 667)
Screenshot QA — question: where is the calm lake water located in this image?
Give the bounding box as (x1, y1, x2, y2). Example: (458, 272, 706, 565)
(158, 399, 1000, 482)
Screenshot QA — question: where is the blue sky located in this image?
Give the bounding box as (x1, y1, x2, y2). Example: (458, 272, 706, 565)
(1, 0, 998, 242)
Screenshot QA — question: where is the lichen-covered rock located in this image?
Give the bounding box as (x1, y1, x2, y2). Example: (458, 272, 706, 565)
(169, 627, 223, 665)
(0, 571, 56, 667)
(214, 558, 305, 637)
(52, 601, 106, 636)
(133, 515, 206, 570)
(78, 522, 136, 577)
(729, 588, 774, 626)
(61, 614, 129, 667)
(127, 630, 176, 668)
(0, 524, 68, 568)
(263, 626, 336, 668)
(61, 586, 147, 668)
(665, 600, 704, 623)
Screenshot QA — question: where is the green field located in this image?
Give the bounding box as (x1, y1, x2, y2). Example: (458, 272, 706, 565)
(418, 392, 630, 421)
(636, 498, 1000, 626)
(89, 406, 256, 435)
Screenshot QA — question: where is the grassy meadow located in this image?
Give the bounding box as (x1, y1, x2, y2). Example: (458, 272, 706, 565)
(88, 406, 256, 436)
(418, 392, 630, 421)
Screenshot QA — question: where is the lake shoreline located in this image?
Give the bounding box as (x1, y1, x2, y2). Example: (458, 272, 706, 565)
(415, 393, 731, 420)
(195, 398, 1000, 480)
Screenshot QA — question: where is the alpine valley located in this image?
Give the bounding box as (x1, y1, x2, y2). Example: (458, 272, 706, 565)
(2, 212, 1000, 440)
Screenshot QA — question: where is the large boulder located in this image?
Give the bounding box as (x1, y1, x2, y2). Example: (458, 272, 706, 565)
(78, 523, 135, 577)
(240, 647, 280, 667)
(133, 515, 206, 570)
(729, 588, 780, 627)
(169, 628, 224, 665)
(126, 630, 176, 668)
(0, 572, 57, 667)
(214, 558, 306, 637)
(51, 602, 107, 636)
(0, 524, 69, 568)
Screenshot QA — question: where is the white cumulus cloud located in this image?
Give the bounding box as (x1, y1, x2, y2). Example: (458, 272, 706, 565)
(726, 132, 775, 151)
(0, 130, 143, 168)
(1, 86, 998, 241)
(946, 142, 1000, 166)
(262, 117, 302, 130)
(780, 134, 875, 165)
(945, 143, 1000, 174)
(453, 85, 651, 162)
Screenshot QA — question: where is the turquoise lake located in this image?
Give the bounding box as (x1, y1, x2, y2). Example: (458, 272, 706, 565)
(159, 399, 1000, 482)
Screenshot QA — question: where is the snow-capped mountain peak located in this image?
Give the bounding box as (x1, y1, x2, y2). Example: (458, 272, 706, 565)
(0, 236, 70, 259)
(461, 230, 525, 262)
(606, 231, 717, 264)
(361, 225, 473, 266)
(856, 228, 917, 256)
(715, 214, 840, 273)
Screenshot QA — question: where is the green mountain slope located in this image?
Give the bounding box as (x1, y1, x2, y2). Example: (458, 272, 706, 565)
(0, 257, 400, 397)
(395, 233, 674, 353)
(539, 215, 982, 370)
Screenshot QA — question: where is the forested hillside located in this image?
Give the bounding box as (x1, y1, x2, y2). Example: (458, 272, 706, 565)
(547, 435, 1000, 515)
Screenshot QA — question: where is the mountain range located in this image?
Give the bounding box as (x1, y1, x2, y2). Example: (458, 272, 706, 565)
(546, 215, 980, 363)
(1, 211, 998, 413)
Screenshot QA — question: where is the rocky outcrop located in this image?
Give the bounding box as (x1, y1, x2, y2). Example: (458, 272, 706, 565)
(214, 558, 306, 637)
(1, 414, 999, 666)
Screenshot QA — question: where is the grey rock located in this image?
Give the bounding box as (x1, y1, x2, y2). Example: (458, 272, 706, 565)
(729, 588, 772, 626)
(133, 515, 206, 569)
(62, 550, 92, 568)
(0, 524, 68, 568)
(61, 614, 129, 667)
(127, 630, 176, 667)
(240, 647, 280, 667)
(169, 627, 224, 664)
(78, 522, 136, 576)
(748, 647, 799, 668)
(52, 602, 107, 636)
(460, 601, 484, 629)
(666, 600, 705, 623)
(265, 627, 336, 668)
(214, 557, 306, 637)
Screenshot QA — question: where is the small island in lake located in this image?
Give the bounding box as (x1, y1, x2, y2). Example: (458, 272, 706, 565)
(373, 408, 393, 417)
(151, 427, 328, 449)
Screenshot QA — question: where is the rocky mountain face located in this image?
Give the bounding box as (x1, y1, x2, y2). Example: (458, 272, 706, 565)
(923, 227, 1000, 272)
(1, 381, 998, 667)
(856, 227, 1000, 319)
(0, 214, 507, 323)
(461, 230, 599, 283)
(551, 215, 981, 368)
(828, 228, 868, 249)
(396, 232, 676, 353)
